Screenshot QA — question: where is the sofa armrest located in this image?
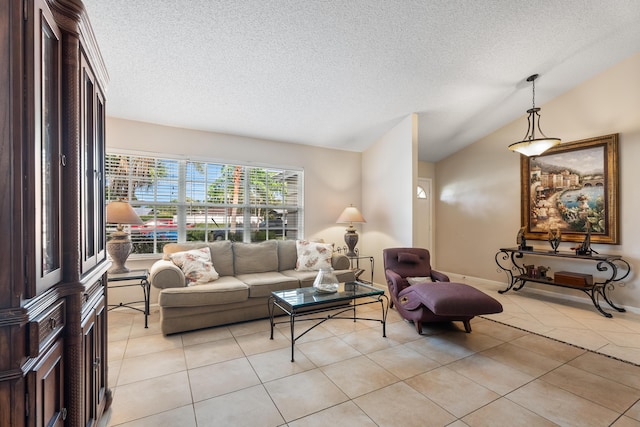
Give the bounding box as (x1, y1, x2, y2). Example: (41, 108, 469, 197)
(430, 269, 450, 282)
(149, 259, 186, 289)
(331, 252, 351, 270)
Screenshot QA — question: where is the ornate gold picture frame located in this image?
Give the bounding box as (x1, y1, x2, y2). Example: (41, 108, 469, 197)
(521, 133, 619, 245)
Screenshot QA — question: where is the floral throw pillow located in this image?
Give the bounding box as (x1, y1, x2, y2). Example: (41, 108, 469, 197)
(295, 240, 334, 271)
(169, 247, 219, 286)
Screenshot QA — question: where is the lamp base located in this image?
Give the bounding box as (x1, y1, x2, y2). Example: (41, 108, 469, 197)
(107, 233, 133, 274)
(108, 263, 130, 275)
(344, 229, 359, 257)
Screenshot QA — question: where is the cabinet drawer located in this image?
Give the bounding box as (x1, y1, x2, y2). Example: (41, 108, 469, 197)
(28, 300, 65, 358)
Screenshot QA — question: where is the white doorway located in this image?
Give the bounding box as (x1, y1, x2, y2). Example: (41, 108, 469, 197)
(416, 178, 433, 257)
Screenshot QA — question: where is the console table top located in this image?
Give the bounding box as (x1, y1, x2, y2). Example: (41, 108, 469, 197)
(499, 247, 622, 262)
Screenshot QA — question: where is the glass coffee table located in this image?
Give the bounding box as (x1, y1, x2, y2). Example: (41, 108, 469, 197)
(269, 281, 389, 361)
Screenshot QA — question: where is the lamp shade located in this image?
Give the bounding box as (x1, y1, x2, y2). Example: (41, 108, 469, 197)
(106, 201, 143, 225)
(508, 138, 560, 157)
(336, 205, 366, 225)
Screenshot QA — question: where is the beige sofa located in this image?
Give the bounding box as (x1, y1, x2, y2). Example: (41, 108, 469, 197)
(149, 240, 356, 334)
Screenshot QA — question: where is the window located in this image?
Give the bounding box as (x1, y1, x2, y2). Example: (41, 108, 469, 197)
(417, 185, 427, 199)
(105, 153, 303, 255)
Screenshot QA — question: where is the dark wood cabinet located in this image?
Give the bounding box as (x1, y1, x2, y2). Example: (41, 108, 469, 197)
(0, 1, 110, 426)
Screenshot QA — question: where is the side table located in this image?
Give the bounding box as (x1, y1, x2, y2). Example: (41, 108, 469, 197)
(347, 254, 374, 284)
(107, 269, 151, 328)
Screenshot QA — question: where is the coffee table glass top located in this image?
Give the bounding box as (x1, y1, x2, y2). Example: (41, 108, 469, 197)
(271, 281, 384, 309)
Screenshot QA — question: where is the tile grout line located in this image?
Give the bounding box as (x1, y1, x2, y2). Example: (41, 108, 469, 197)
(480, 315, 640, 368)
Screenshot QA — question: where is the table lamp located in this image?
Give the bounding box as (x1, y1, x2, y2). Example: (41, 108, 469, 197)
(336, 204, 366, 256)
(106, 201, 143, 274)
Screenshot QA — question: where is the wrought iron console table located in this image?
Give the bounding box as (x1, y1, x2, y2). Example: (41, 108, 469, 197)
(495, 247, 630, 318)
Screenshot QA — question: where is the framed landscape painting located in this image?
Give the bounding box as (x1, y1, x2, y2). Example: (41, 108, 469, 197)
(520, 133, 619, 245)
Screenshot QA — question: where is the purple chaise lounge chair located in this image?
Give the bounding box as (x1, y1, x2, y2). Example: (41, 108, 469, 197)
(383, 248, 503, 334)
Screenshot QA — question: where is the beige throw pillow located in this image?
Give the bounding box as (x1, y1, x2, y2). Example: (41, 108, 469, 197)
(295, 240, 333, 271)
(169, 247, 219, 285)
(407, 276, 433, 285)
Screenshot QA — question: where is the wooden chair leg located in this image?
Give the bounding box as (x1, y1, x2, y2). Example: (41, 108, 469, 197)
(463, 320, 472, 333)
(414, 321, 422, 335)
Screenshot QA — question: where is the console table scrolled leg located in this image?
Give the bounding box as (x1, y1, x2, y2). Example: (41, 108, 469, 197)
(496, 250, 518, 294)
(598, 285, 626, 314)
(514, 278, 526, 291)
(587, 287, 613, 318)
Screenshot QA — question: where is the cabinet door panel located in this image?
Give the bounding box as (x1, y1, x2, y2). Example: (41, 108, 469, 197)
(28, 339, 65, 427)
(82, 292, 107, 426)
(26, 0, 63, 297)
(80, 53, 107, 274)
(82, 307, 97, 424)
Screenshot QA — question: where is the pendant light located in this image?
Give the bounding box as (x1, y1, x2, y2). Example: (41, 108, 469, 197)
(508, 74, 560, 156)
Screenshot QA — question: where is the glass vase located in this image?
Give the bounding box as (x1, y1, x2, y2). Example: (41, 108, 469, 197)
(313, 267, 339, 293)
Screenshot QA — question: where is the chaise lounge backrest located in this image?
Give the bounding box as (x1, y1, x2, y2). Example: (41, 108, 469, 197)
(383, 247, 433, 279)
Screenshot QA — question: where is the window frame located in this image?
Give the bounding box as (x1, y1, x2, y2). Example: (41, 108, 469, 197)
(105, 150, 304, 256)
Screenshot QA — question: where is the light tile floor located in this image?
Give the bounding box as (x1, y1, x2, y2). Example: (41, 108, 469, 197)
(101, 281, 640, 427)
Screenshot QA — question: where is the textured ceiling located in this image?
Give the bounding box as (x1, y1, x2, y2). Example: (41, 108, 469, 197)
(82, 0, 640, 161)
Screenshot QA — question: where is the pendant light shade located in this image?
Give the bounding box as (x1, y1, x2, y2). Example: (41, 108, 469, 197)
(508, 74, 560, 156)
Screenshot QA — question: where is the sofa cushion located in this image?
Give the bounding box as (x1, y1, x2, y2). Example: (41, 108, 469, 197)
(233, 240, 279, 274)
(158, 276, 249, 307)
(295, 240, 333, 271)
(162, 241, 234, 277)
(169, 247, 219, 285)
(278, 240, 298, 271)
(235, 272, 299, 298)
(282, 268, 356, 288)
(208, 240, 234, 276)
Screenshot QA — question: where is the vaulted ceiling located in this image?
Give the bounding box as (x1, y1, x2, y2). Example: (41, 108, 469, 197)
(83, 0, 640, 161)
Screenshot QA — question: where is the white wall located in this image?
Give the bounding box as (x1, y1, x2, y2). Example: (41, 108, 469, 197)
(107, 118, 362, 243)
(435, 53, 640, 310)
(361, 114, 417, 285)
(106, 117, 363, 303)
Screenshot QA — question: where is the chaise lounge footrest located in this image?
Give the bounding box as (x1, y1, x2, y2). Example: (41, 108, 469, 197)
(398, 282, 502, 332)
(397, 282, 503, 328)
